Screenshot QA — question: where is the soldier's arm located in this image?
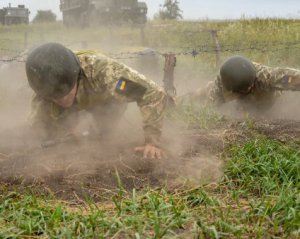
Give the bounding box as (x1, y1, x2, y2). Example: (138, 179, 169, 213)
(29, 94, 63, 140)
(95, 59, 167, 146)
(187, 75, 225, 106)
(254, 62, 300, 91)
(203, 75, 225, 105)
(180, 76, 225, 106)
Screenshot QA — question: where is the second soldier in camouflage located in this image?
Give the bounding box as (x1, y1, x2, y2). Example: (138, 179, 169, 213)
(190, 55, 300, 113)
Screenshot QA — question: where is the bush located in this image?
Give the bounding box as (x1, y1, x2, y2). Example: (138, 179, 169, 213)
(32, 10, 56, 23)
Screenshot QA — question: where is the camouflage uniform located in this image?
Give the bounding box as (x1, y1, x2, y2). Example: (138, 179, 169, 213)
(192, 62, 300, 111)
(30, 50, 167, 145)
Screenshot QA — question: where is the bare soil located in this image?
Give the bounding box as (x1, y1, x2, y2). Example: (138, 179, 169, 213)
(0, 118, 299, 202)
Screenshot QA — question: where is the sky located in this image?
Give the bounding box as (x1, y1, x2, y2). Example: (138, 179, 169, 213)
(1, 0, 299, 21)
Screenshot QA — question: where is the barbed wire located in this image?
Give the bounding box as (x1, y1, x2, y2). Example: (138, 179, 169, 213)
(0, 51, 27, 63)
(106, 41, 300, 59)
(174, 42, 300, 57)
(0, 40, 299, 63)
(180, 40, 300, 50)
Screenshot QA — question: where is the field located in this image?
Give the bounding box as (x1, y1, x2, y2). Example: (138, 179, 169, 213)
(0, 19, 299, 238)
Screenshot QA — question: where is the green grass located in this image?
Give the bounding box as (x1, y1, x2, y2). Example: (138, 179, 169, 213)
(224, 138, 300, 237)
(0, 137, 299, 238)
(1, 19, 300, 238)
(1, 19, 299, 72)
(226, 138, 300, 195)
(167, 100, 224, 129)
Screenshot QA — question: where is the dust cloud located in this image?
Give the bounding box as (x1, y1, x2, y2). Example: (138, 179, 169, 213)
(209, 91, 300, 121)
(266, 92, 300, 120)
(0, 62, 31, 128)
(1, 36, 298, 200)
(0, 53, 223, 200)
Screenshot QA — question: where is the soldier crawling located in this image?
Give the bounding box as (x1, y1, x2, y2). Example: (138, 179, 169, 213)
(189, 55, 300, 113)
(25, 43, 167, 159)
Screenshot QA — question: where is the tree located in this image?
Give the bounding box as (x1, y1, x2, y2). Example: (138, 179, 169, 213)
(32, 10, 56, 23)
(158, 0, 183, 20)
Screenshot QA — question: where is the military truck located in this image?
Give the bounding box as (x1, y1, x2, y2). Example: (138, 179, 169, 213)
(0, 4, 30, 25)
(60, 0, 147, 27)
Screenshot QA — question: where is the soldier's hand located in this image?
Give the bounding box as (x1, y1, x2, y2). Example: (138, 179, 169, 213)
(134, 144, 166, 159)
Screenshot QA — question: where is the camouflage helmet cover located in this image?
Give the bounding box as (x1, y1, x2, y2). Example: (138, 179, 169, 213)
(26, 43, 80, 99)
(220, 55, 256, 93)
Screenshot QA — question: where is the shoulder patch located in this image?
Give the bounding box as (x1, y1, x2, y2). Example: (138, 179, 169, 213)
(116, 78, 127, 91)
(115, 77, 147, 100)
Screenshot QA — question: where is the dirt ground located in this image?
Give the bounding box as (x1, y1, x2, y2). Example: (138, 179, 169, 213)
(0, 122, 224, 201)
(0, 61, 300, 202)
(0, 118, 299, 202)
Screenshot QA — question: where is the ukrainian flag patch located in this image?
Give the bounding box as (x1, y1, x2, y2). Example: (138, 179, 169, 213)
(117, 79, 126, 91)
(115, 77, 147, 100)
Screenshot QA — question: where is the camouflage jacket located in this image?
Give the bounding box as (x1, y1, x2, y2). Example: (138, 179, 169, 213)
(30, 50, 167, 145)
(193, 62, 300, 111)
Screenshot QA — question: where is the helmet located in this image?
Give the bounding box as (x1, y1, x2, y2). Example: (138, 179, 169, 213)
(26, 43, 80, 99)
(220, 56, 256, 93)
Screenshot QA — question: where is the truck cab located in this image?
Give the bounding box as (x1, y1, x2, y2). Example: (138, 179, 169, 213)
(60, 0, 147, 27)
(1, 4, 30, 25)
